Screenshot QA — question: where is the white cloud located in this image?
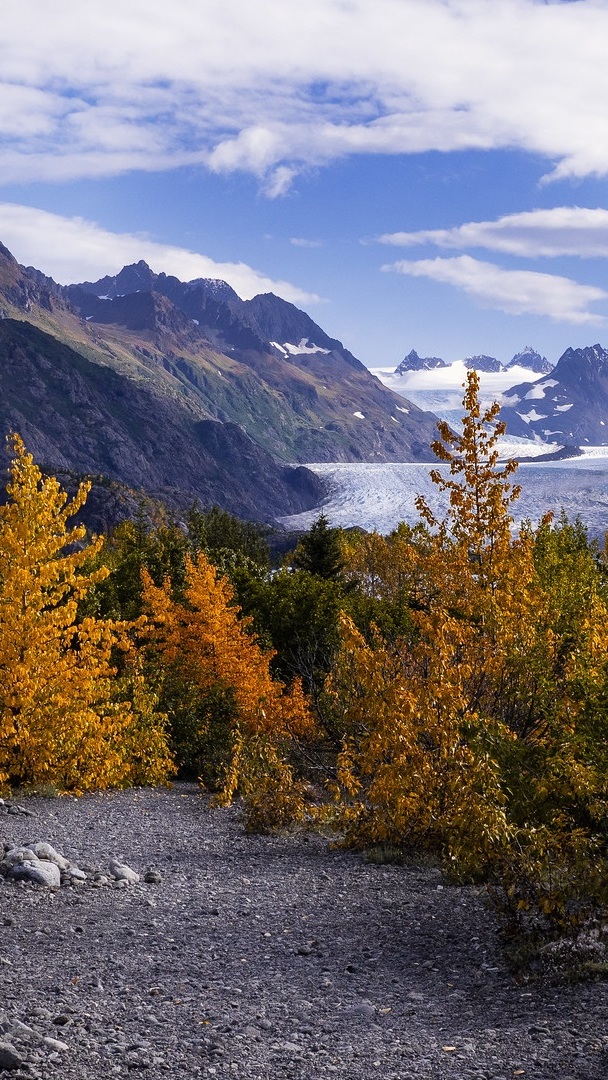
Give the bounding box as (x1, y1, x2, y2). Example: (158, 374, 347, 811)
(2, 1, 608, 190)
(263, 165, 300, 199)
(290, 237, 323, 249)
(384, 254, 608, 324)
(0, 203, 321, 303)
(378, 207, 608, 258)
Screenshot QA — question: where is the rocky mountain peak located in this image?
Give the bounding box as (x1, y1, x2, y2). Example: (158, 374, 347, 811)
(395, 349, 447, 374)
(243, 293, 331, 346)
(0, 241, 17, 265)
(74, 262, 242, 307)
(76, 261, 157, 299)
(183, 277, 241, 304)
(508, 346, 553, 374)
(0, 246, 65, 317)
(554, 343, 608, 380)
(462, 354, 504, 373)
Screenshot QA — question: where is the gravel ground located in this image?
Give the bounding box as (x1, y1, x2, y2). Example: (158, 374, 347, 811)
(1, 783, 607, 1080)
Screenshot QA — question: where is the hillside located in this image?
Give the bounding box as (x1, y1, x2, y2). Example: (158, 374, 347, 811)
(65, 260, 439, 462)
(0, 318, 324, 527)
(0, 243, 440, 524)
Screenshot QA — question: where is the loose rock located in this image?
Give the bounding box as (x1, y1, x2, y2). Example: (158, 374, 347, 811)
(30, 843, 70, 870)
(0, 1042, 25, 1071)
(0, 784, 606, 1080)
(8, 860, 60, 888)
(108, 858, 139, 884)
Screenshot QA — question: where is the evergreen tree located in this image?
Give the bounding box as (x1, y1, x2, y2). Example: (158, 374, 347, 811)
(291, 513, 345, 580)
(187, 504, 270, 572)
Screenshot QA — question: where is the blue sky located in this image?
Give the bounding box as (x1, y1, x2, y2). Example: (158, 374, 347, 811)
(1, 0, 608, 369)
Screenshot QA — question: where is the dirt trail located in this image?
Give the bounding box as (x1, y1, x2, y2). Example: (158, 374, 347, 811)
(0, 784, 607, 1079)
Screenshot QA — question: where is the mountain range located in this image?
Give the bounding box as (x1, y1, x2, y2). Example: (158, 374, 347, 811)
(5, 233, 608, 532)
(395, 346, 553, 375)
(0, 244, 439, 528)
(390, 342, 608, 451)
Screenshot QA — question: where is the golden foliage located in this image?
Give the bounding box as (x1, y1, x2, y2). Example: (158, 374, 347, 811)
(142, 552, 319, 819)
(326, 613, 511, 873)
(416, 369, 521, 575)
(0, 434, 172, 792)
(319, 373, 608, 920)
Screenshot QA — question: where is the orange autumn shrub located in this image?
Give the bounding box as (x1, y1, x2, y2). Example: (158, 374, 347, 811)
(143, 552, 320, 826)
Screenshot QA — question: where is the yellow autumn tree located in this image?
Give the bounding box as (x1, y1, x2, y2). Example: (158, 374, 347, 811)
(328, 612, 512, 871)
(416, 370, 521, 580)
(326, 373, 553, 873)
(0, 434, 173, 792)
(329, 372, 608, 936)
(142, 552, 319, 827)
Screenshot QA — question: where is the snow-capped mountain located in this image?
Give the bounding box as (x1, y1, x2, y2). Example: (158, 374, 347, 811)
(507, 346, 553, 374)
(374, 347, 555, 431)
(395, 349, 447, 374)
(461, 353, 504, 373)
(390, 347, 551, 384)
(500, 344, 608, 445)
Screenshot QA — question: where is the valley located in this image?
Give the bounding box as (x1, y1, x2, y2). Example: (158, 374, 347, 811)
(0, 244, 438, 530)
(280, 451, 608, 538)
(3, 238, 608, 540)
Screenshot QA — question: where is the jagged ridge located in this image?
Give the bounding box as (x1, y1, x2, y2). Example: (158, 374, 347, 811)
(500, 344, 608, 445)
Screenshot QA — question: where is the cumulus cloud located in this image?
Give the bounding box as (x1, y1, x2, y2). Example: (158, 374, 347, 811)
(0, 203, 321, 303)
(2, 1, 608, 190)
(378, 207, 608, 258)
(383, 254, 608, 324)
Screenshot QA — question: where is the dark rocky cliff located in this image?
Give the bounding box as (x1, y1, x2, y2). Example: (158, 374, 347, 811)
(0, 319, 325, 527)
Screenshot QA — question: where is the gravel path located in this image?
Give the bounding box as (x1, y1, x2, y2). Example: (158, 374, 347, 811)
(1, 783, 607, 1080)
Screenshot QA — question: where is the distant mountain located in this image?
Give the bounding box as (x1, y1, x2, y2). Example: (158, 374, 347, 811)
(0, 245, 440, 527)
(507, 346, 553, 375)
(392, 344, 551, 380)
(395, 349, 447, 374)
(74, 259, 241, 307)
(65, 259, 439, 464)
(500, 344, 608, 445)
(462, 354, 505, 373)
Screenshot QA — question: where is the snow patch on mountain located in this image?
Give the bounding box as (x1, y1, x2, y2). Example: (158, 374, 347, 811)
(524, 381, 557, 400)
(517, 408, 547, 423)
(283, 338, 330, 355)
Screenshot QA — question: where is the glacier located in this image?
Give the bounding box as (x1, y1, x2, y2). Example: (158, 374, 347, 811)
(279, 454, 608, 539)
(280, 368, 608, 538)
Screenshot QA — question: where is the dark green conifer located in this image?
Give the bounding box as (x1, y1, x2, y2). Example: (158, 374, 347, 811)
(291, 514, 345, 580)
